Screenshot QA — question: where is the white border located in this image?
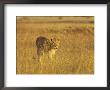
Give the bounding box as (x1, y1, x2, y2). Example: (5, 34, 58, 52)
(5, 4, 107, 87)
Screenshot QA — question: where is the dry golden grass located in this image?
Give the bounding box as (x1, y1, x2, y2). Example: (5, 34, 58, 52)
(16, 16, 94, 74)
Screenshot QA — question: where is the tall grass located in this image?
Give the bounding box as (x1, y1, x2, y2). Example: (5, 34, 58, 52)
(16, 16, 94, 74)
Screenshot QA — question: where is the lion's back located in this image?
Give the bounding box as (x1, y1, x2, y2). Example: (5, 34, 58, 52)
(36, 36, 51, 51)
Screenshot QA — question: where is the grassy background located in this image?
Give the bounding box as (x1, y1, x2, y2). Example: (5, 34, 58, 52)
(16, 16, 94, 74)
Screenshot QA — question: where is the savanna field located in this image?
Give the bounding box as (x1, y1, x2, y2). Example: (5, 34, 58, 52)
(16, 16, 94, 74)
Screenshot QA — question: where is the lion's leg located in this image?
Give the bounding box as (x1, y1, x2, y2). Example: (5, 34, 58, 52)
(49, 50, 56, 60)
(49, 51, 53, 60)
(37, 48, 43, 62)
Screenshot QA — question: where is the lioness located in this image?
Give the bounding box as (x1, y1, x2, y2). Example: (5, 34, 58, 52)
(36, 36, 60, 62)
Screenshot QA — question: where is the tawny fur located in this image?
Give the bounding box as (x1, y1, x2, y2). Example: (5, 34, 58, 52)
(36, 36, 60, 62)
